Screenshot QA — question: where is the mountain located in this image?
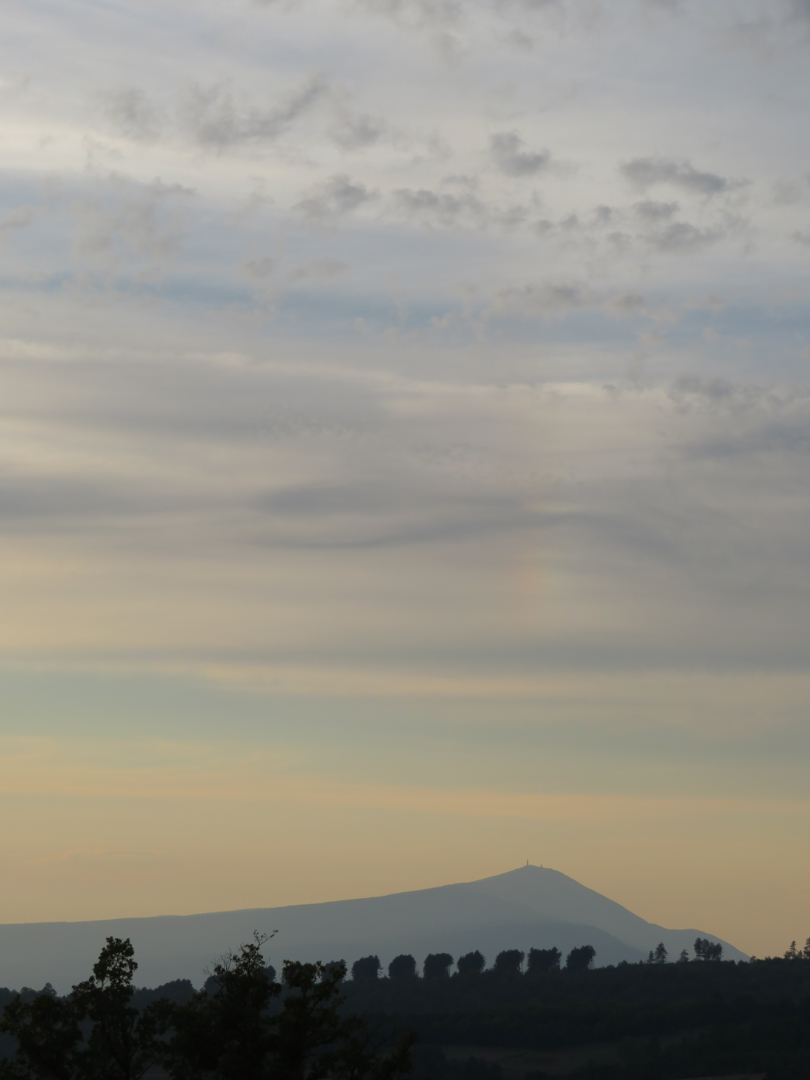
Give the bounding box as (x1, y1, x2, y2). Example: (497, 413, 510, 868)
(0, 866, 746, 992)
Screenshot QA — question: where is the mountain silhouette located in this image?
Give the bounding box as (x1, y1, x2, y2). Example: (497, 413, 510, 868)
(0, 865, 746, 991)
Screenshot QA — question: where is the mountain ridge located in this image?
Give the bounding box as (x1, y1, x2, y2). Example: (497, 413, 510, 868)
(0, 865, 746, 991)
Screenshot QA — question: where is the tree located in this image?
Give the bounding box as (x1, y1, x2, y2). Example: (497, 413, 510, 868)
(167, 948, 413, 1080)
(527, 948, 561, 974)
(70, 937, 171, 1080)
(0, 987, 83, 1080)
(785, 941, 799, 960)
(422, 954, 454, 980)
(654, 943, 668, 965)
(566, 946, 596, 972)
(804, 938, 810, 961)
(493, 950, 524, 976)
(272, 961, 413, 1080)
(677, 949, 689, 964)
(0, 938, 170, 1080)
(387, 955, 417, 981)
(456, 952, 486, 977)
(351, 956, 381, 982)
(693, 937, 722, 962)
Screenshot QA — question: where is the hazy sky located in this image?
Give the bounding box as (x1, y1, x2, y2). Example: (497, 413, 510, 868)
(1, 0, 810, 958)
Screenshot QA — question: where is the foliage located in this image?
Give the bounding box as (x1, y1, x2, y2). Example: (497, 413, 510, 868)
(693, 937, 723, 961)
(0, 937, 414, 1080)
(351, 958, 382, 982)
(493, 952, 524, 976)
(388, 957, 417, 981)
(566, 946, 596, 972)
(527, 948, 561, 974)
(422, 955, 454, 981)
(456, 953, 486, 978)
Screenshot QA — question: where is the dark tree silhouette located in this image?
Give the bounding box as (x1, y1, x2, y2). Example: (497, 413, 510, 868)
(456, 952, 486, 977)
(168, 947, 413, 1080)
(351, 956, 382, 981)
(693, 938, 723, 962)
(0, 937, 171, 1080)
(527, 948, 561, 974)
(0, 936, 414, 1080)
(422, 954, 454, 980)
(388, 955, 417, 980)
(493, 950, 524, 975)
(677, 949, 689, 963)
(0, 987, 83, 1080)
(566, 945, 596, 972)
(646, 943, 667, 965)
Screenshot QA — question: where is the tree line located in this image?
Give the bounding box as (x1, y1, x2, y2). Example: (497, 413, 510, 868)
(348, 937, 729, 981)
(0, 935, 414, 1080)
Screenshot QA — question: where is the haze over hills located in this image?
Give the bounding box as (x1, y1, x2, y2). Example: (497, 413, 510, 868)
(0, 866, 746, 992)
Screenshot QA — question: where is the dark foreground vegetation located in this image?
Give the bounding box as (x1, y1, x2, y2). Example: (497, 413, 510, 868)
(2, 937, 810, 1080)
(0, 935, 413, 1080)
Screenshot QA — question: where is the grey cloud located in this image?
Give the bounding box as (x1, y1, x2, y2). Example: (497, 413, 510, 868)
(773, 174, 810, 205)
(787, 0, 810, 22)
(0, 476, 171, 527)
(286, 258, 347, 282)
(295, 174, 378, 220)
(394, 187, 487, 227)
(793, 230, 810, 246)
(0, 207, 36, 233)
(648, 221, 723, 252)
(358, 0, 463, 31)
(103, 88, 165, 142)
(182, 76, 327, 149)
(610, 292, 647, 317)
(393, 187, 527, 230)
(71, 176, 195, 267)
(634, 199, 680, 222)
(331, 111, 385, 151)
(243, 256, 275, 279)
(621, 156, 732, 196)
(488, 282, 596, 318)
(490, 131, 551, 177)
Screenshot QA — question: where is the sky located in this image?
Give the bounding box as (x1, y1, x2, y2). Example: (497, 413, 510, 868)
(1, 0, 809, 960)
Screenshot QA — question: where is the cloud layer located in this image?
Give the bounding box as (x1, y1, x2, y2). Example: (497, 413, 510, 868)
(0, 0, 809, 948)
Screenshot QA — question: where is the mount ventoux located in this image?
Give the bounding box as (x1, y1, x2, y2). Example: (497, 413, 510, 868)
(0, 866, 745, 992)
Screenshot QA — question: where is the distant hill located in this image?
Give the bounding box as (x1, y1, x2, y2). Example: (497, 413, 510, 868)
(0, 865, 746, 991)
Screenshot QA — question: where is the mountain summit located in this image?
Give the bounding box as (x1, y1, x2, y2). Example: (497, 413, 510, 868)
(0, 865, 745, 991)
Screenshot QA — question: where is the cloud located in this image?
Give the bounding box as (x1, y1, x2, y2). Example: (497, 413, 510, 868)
(243, 256, 275, 279)
(773, 174, 810, 206)
(103, 88, 165, 142)
(621, 156, 733, 196)
(392, 187, 527, 230)
(489, 131, 551, 177)
(331, 111, 386, 151)
(393, 187, 487, 227)
(182, 76, 327, 149)
(488, 281, 596, 317)
(294, 174, 378, 220)
(634, 199, 680, 222)
(286, 258, 347, 282)
(648, 221, 723, 252)
(0, 207, 36, 234)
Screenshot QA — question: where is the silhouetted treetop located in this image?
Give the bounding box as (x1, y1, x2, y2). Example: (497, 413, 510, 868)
(456, 952, 486, 977)
(423, 954, 454, 980)
(694, 937, 723, 961)
(493, 950, 524, 976)
(351, 956, 381, 981)
(388, 955, 417, 981)
(527, 948, 561, 974)
(566, 945, 596, 971)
